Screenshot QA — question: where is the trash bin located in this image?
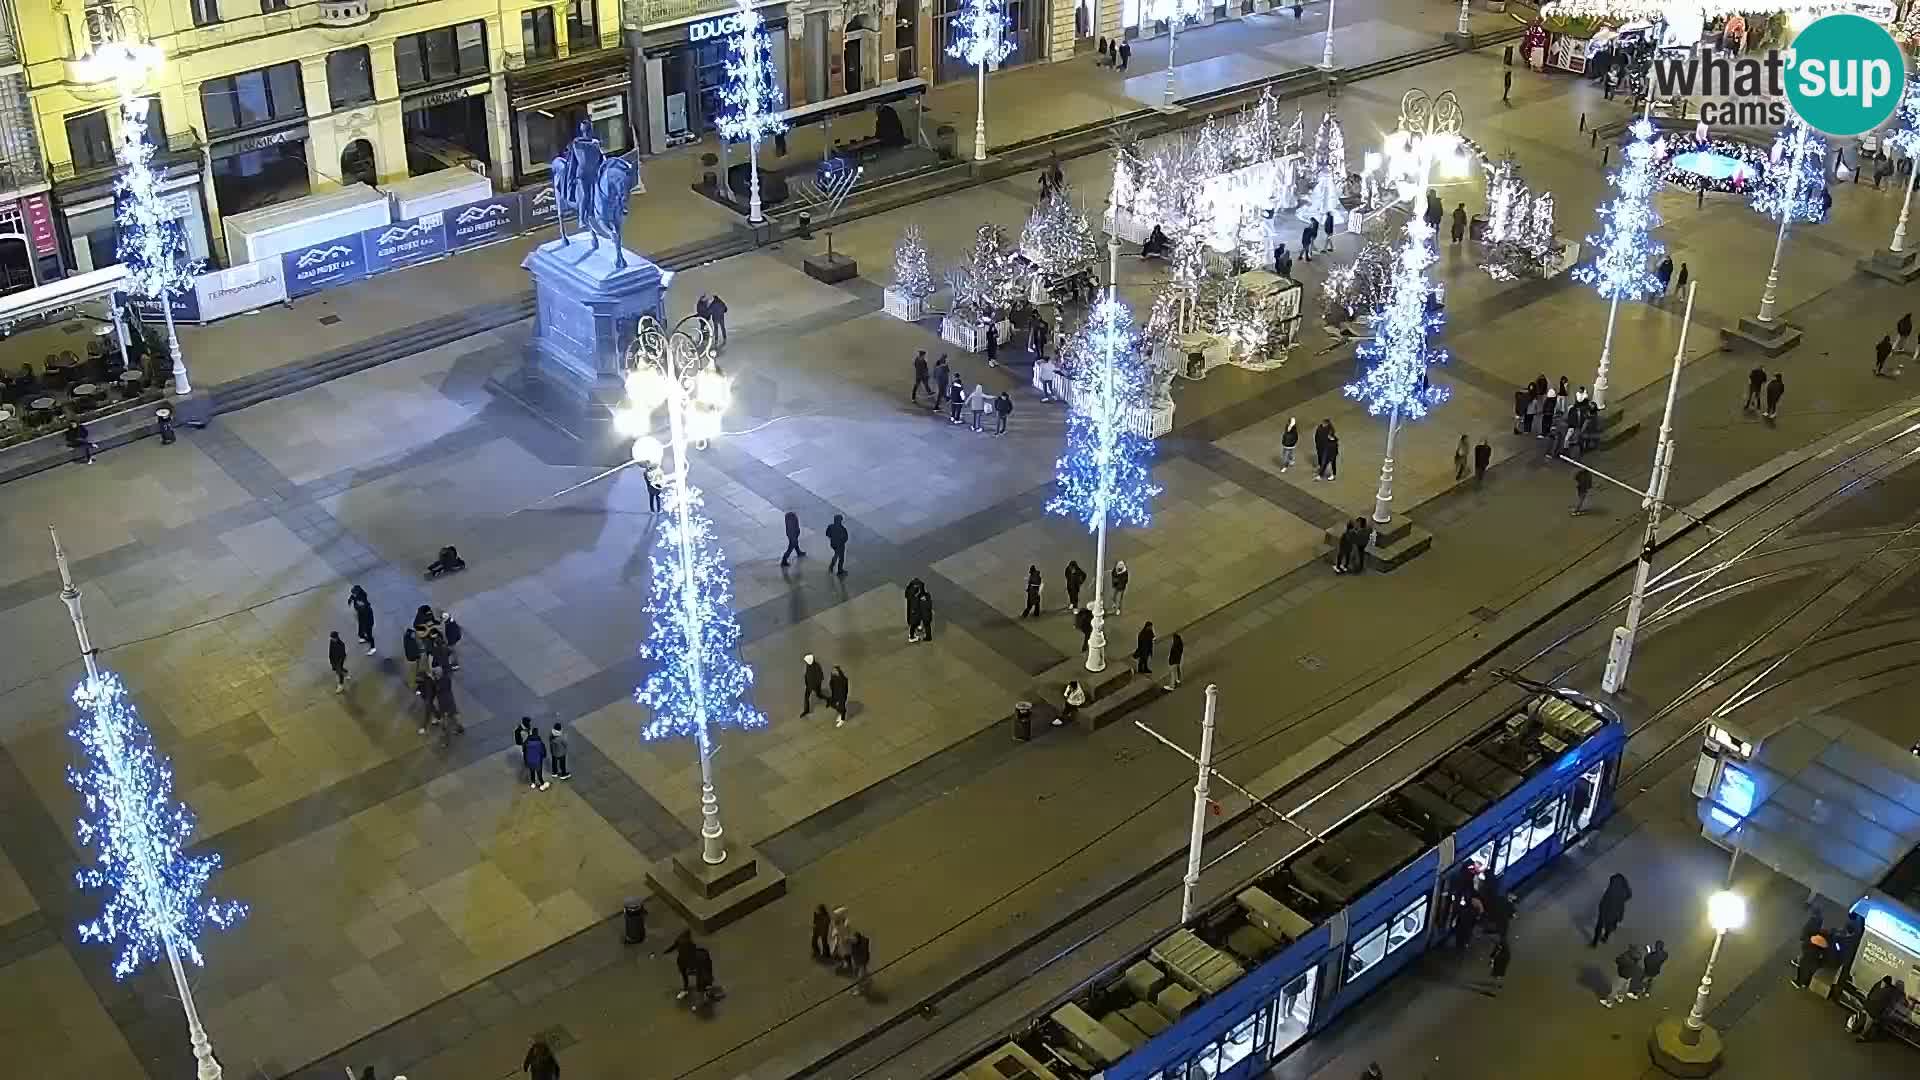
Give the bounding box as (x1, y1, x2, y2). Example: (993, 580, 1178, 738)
(623, 898, 647, 944)
(1013, 701, 1033, 742)
(797, 212, 813, 239)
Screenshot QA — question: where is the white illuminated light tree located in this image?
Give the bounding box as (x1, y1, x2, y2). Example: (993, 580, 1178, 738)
(1346, 214, 1451, 527)
(1298, 112, 1348, 224)
(716, 0, 787, 225)
(1049, 295, 1161, 672)
(948, 0, 1013, 162)
(1022, 189, 1099, 284)
(1150, 0, 1201, 108)
(52, 527, 244, 1080)
(1751, 118, 1827, 326)
(1884, 76, 1920, 254)
(617, 316, 764, 865)
(892, 223, 935, 299)
(1574, 118, 1665, 410)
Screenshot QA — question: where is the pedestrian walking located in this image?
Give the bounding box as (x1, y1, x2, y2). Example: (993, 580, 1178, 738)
(1451, 204, 1467, 245)
(697, 293, 712, 324)
(328, 631, 349, 691)
(707, 293, 730, 345)
(644, 462, 664, 512)
(523, 727, 549, 790)
(947, 375, 966, 424)
(1765, 372, 1785, 419)
(1744, 366, 1766, 410)
(415, 670, 440, 734)
(1322, 211, 1336, 253)
(825, 513, 850, 576)
(905, 579, 926, 642)
(1034, 357, 1059, 401)
(1591, 872, 1632, 946)
(1021, 565, 1044, 617)
(1656, 255, 1674, 293)
(1060, 678, 1088, 726)
(828, 907, 852, 972)
(1134, 621, 1155, 674)
(348, 585, 377, 654)
(1064, 560, 1087, 611)
(1323, 426, 1340, 480)
(442, 612, 462, 670)
(1110, 560, 1129, 614)
(985, 323, 999, 367)
(967, 383, 989, 431)
(1118, 40, 1130, 70)
(1164, 632, 1184, 689)
(811, 904, 832, 961)
(1424, 191, 1443, 231)
(1572, 468, 1593, 515)
(802, 654, 827, 716)
(1601, 944, 1642, 1007)
(1637, 939, 1667, 995)
(1675, 262, 1690, 292)
(1453, 434, 1469, 481)
(549, 723, 571, 780)
(1075, 606, 1094, 652)
(911, 350, 933, 403)
(434, 672, 462, 735)
(1898, 312, 1913, 355)
(1281, 417, 1299, 470)
(1335, 520, 1358, 574)
(1474, 437, 1491, 486)
(1292, 0, 1302, 16)
(930, 355, 950, 411)
(1475, 936, 1506, 992)
(781, 510, 805, 567)
(1876, 334, 1893, 376)
(849, 930, 872, 995)
(1502, 69, 1513, 104)
(1343, 518, 1371, 573)
(829, 665, 850, 728)
(917, 584, 936, 641)
(993, 390, 1013, 435)
(1301, 221, 1317, 262)
(523, 1038, 561, 1080)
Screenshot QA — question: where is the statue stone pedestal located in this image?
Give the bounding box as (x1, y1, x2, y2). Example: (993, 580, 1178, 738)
(521, 233, 665, 410)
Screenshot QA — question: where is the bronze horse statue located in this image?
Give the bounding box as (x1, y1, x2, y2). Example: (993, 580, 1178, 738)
(548, 121, 641, 269)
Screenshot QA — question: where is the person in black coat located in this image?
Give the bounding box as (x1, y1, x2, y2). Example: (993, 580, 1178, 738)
(1134, 621, 1155, 674)
(947, 376, 966, 424)
(829, 665, 850, 727)
(993, 391, 1013, 436)
(911, 350, 933, 403)
(802, 654, 826, 716)
(1335, 521, 1358, 574)
(985, 323, 1000, 367)
(916, 585, 935, 641)
(1021, 565, 1043, 618)
(929, 355, 950, 411)
(1075, 606, 1094, 652)
(1474, 437, 1492, 486)
(904, 579, 926, 642)
(1875, 334, 1894, 376)
(1451, 204, 1468, 245)
(781, 510, 805, 567)
(328, 631, 349, 691)
(1164, 633, 1185, 689)
(1063, 560, 1086, 611)
(349, 585, 376, 654)
(811, 904, 832, 960)
(1591, 872, 1632, 947)
(825, 514, 850, 576)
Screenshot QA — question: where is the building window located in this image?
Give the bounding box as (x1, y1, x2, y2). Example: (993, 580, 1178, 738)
(395, 21, 490, 91)
(191, 0, 221, 26)
(66, 110, 114, 170)
(522, 8, 557, 61)
(140, 97, 167, 148)
(567, 0, 599, 45)
(200, 61, 307, 136)
(327, 47, 375, 108)
(260, 0, 289, 10)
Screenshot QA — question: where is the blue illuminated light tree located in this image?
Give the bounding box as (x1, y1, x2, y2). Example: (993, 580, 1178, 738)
(1344, 215, 1450, 527)
(1574, 118, 1665, 408)
(1885, 76, 1920, 254)
(1049, 297, 1161, 672)
(716, 0, 786, 224)
(58, 517, 244, 1080)
(117, 96, 201, 395)
(1750, 118, 1827, 325)
(947, 0, 1013, 163)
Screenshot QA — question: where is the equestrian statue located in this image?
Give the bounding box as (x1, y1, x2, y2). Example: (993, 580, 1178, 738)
(548, 121, 642, 269)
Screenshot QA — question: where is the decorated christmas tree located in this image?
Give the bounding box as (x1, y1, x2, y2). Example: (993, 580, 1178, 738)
(1021, 189, 1099, 282)
(1323, 236, 1396, 325)
(947, 224, 1024, 326)
(891, 223, 935, 298)
(1298, 112, 1348, 223)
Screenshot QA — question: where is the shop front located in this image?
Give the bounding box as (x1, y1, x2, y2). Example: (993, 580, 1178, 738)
(0, 193, 61, 291)
(935, 0, 1045, 82)
(55, 161, 214, 276)
(638, 2, 791, 150)
(401, 81, 495, 177)
(507, 55, 632, 186)
(209, 121, 313, 218)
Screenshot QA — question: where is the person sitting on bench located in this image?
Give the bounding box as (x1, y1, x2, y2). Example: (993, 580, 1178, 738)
(426, 545, 466, 576)
(1141, 225, 1172, 260)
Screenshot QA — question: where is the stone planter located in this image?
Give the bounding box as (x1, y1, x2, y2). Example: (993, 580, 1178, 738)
(883, 287, 928, 322)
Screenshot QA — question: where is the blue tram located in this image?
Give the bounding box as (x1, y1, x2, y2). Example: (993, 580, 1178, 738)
(951, 690, 1628, 1080)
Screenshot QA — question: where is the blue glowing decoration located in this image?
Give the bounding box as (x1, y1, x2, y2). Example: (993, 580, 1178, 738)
(1344, 217, 1451, 422)
(635, 483, 767, 744)
(947, 0, 1014, 69)
(1574, 118, 1665, 303)
(1751, 119, 1828, 224)
(1885, 76, 1920, 162)
(1049, 298, 1161, 531)
(715, 0, 786, 147)
(68, 672, 246, 980)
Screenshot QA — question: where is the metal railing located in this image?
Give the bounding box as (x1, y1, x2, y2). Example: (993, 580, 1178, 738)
(51, 126, 202, 183)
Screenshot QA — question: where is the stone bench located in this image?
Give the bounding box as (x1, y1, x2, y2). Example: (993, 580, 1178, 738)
(1019, 662, 1159, 734)
(0, 393, 170, 486)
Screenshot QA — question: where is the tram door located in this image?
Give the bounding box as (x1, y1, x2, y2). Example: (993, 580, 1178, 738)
(1561, 760, 1608, 842)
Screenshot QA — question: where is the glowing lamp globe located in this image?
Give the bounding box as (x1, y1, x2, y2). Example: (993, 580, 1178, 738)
(688, 409, 724, 442)
(694, 370, 731, 409)
(612, 406, 647, 439)
(626, 368, 670, 410)
(1707, 891, 1747, 932)
(631, 435, 664, 464)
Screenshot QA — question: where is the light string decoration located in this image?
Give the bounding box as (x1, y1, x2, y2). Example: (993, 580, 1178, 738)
(892, 222, 936, 299)
(948, 0, 1013, 162)
(114, 88, 198, 396)
(1345, 214, 1451, 525)
(1049, 296, 1162, 672)
(1884, 76, 1920, 253)
(1751, 117, 1827, 325)
(1021, 189, 1100, 284)
(716, 0, 787, 224)
(1575, 117, 1665, 409)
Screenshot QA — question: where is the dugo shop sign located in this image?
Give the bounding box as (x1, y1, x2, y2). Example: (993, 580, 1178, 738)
(688, 11, 749, 42)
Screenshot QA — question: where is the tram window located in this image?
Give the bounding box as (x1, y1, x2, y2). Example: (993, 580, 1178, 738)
(1273, 967, 1316, 1053)
(1386, 895, 1428, 955)
(1571, 762, 1605, 832)
(1348, 922, 1390, 979)
(1185, 1042, 1223, 1079)
(1219, 1010, 1259, 1071)
(1494, 795, 1566, 875)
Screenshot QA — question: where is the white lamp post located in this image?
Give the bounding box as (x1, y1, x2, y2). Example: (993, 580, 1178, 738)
(1163, 2, 1184, 109)
(948, 0, 1013, 163)
(1650, 889, 1746, 1075)
(1457, 0, 1471, 36)
(1756, 125, 1817, 326)
(1687, 891, 1748, 1034)
(618, 316, 736, 864)
(717, 0, 785, 226)
(1321, 0, 1338, 69)
(1892, 163, 1917, 253)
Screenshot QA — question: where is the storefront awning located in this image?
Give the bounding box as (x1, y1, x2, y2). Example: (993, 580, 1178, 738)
(774, 78, 927, 128)
(0, 263, 126, 328)
(1699, 712, 1920, 905)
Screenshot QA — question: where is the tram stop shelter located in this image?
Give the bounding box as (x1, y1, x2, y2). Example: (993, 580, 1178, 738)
(1695, 711, 1920, 907)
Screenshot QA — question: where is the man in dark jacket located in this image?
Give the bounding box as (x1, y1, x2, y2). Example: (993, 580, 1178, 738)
(1134, 621, 1155, 674)
(1745, 366, 1767, 410)
(1602, 944, 1642, 1006)
(66, 421, 96, 464)
(442, 613, 462, 670)
(904, 579, 925, 642)
(829, 666, 850, 727)
(916, 585, 935, 641)
(1335, 521, 1357, 575)
(708, 293, 729, 345)
(1474, 437, 1492, 485)
(811, 904, 832, 960)
(1064, 561, 1087, 611)
(929, 355, 950, 411)
(802, 654, 826, 716)
(993, 391, 1013, 436)
(781, 510, 805, 567)
(1765, 372, 1785, 419)
(1592, 872, 1632, 946)
(825, 514, 850, 576)
(328, 631, 349, 692)
(1021, 565, 1043, 618)
(1638, 939, 1667, 995)
(911, 350, 933, 403)
(1075, 606, 1094, 652)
